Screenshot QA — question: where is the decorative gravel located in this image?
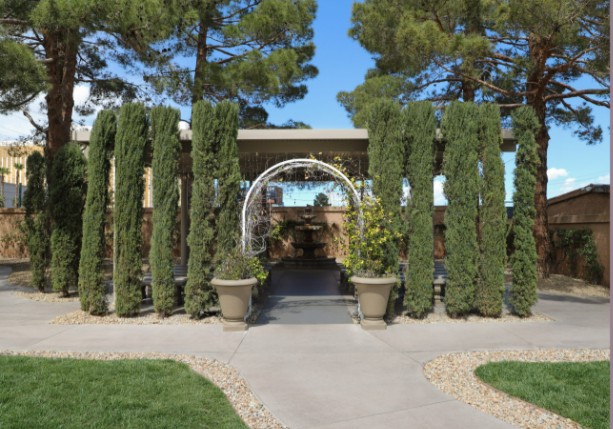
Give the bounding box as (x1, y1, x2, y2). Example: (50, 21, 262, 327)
(14, 291, 80, 303)
(424, 348, 610, 429)
(0, 349, 285, 429)
(392, 310, 552, 325)
(51, 310, 222, 325)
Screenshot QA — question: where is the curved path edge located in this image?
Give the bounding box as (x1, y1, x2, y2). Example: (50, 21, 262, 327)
(424, 348, 610, 429)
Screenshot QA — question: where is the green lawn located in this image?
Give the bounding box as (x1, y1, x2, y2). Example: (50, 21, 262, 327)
(475, 360, 610, 429)
(0, 355, 248, 429)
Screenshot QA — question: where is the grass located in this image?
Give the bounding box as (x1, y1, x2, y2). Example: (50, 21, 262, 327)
(475, 360, 610, 429)
(0, 355, 248, 429)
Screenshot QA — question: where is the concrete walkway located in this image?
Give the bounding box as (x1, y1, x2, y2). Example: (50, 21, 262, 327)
(0, 265, 609, 429)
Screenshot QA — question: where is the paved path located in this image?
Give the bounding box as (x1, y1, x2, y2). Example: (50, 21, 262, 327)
(0, 265, 609, 429)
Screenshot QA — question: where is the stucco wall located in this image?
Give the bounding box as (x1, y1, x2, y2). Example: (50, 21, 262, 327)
(547, 191, 610, 286)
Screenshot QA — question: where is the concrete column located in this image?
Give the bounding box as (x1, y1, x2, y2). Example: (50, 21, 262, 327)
(180, 175, 189, 266)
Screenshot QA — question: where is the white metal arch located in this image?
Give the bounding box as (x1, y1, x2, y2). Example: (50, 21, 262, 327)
(241, 158, 361, 253)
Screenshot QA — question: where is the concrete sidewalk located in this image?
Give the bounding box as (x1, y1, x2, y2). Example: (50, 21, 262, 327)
(0, 265, 609, 429)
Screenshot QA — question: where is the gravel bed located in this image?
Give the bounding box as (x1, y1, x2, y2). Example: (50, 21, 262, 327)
(424, 348, 610, 429)
(0, 349, 285, 429)
(14, 291, 80, 303)
(392, 310, 552, 325)
(51, 310, 222, 325)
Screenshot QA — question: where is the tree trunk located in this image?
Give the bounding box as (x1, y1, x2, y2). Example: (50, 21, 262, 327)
(43, 29, 79, 166)
(191, 21, 209, 108)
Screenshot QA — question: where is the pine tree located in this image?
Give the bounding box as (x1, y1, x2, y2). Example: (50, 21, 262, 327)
(23, 151, 48, 292)
(475, 104, 507, 317)
(184, 101, 218, 318)
(214, 101, 241, 256)
(78, 110, 116, 314)
(114, 103, 147, 317)
(442, 101, 480, 317)
(403, 102, 436, 318)
(49, 143, 86, 296)
(366, 99, 403, 317)
(510, 106, 540, 317)
(150, 106, 180, 317)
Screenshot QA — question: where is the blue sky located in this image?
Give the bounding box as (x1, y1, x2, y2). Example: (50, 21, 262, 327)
(0, 0, 609, 205)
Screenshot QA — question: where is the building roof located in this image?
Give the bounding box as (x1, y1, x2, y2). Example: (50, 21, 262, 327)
(70, 128, 516, 180)
(548, 184, 610, 206)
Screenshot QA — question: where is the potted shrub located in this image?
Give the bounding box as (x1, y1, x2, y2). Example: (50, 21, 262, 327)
(211, 248, 265, 331)
(345, 195, 399, 330)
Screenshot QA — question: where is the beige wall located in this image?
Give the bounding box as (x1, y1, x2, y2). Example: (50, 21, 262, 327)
(548, 192, 610, 286)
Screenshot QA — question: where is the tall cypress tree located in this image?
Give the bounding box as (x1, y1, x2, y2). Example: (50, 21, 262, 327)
(114, 103, 147, 317)
(184, 101, 218, 318)
(510, 106, 540, 317)
(78, 110, 116, 314)
(403, 102, 436, 318)
(366, 99, 403, 271)
(442, 101, 480, 317)
(214, 101, 241, 255)
(476, 104, 507, 317)
(49, 143, 86, 296)
(366, 99, 403, 317)
(23, 151, 48, 292)
(150, 106, 180, 317)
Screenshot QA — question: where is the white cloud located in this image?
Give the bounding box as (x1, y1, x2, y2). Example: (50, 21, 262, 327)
(596, 173, 610, 184)
(547, 167, 568, 180)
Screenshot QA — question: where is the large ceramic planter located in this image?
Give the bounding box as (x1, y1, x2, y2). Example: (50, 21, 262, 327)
(350, 276, 396, 330)
(211, 277, 257, 332)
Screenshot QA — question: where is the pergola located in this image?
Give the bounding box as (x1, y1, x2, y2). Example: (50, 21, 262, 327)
(71, 128, 517, 264)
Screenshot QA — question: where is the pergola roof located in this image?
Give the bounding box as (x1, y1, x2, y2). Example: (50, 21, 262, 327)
(71, 128, 516, 180)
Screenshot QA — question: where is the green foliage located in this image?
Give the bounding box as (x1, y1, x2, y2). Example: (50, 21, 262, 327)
(149, 106, 180, 317)
(78, 110, 116, 315)
(185, 101, 217, 318)
(49, 143, 86, 296)
(0, 356, 249, 429)
(510, 106, 540, 317)
(313, 192, 330, 207)
(403, 102, 436, 318)
(23, 151, 48, 292)
(442, 102, 480, 317)
(214, 247, 264, 284)
(551, 229, 604, 285)
(214, 101, 241, 256)
(476, 360, 610, 429)
(0, 39, 46, 113)
(344, 195, 400, 278)
(148, 0, 317, 126)
(476, 104, 507, 317)
(114, 103, 147, 317)
(366, 99, 403, 272)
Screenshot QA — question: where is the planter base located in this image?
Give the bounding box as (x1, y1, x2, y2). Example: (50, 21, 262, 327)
(360, 318, 387, 330)
(222, 319, 248, 332)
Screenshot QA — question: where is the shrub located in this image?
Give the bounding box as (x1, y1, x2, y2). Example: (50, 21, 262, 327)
(510, 106, 540, 317)
(49, 143, 87, 296)
(441, 101, 480, 317)
(185, 101, 218, 318)
(403, 102, 436, 318)
(475, 104, 507, 317)
(114, 103, 147, 317)
(78, 110, 116, 314)
(149, 106, 180, 317)
(23, 151, 48, 292)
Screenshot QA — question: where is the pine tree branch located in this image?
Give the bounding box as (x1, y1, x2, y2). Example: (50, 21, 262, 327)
(22, 110, 46, 134)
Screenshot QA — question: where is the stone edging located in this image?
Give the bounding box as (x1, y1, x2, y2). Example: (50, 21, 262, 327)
(423, 348, 610, 429)
(0, 350, 286, 429)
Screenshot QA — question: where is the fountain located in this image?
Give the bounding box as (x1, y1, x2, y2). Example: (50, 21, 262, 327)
(281, 206, 336, 267)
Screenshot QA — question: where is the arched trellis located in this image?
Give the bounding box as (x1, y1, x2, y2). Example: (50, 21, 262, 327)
(241, 158, 362, 254)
